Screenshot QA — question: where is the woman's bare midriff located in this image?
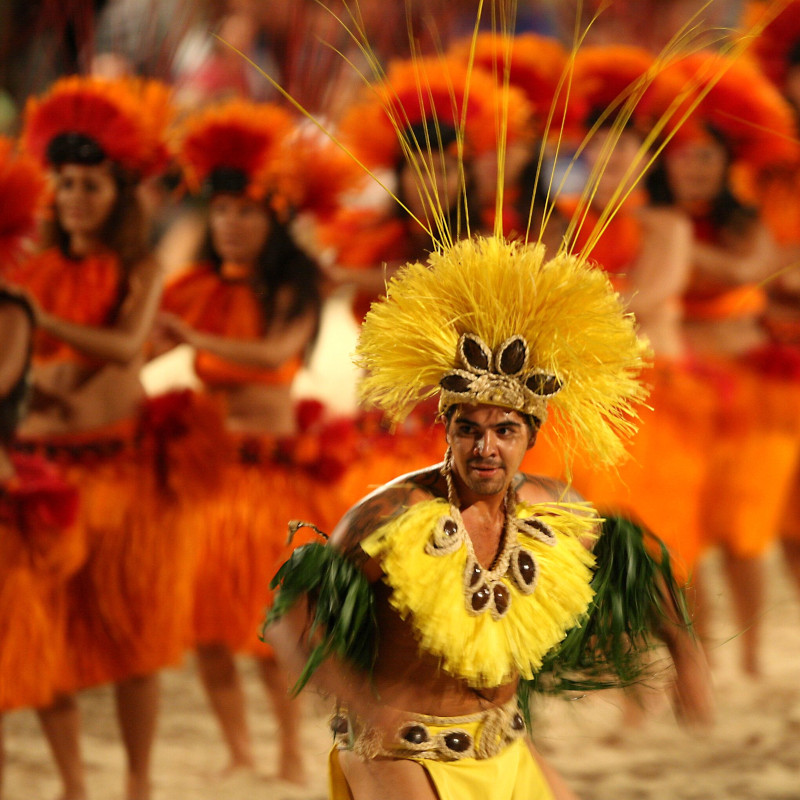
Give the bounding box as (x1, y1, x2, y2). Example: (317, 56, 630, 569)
(683, 315, 767, 358)
(636, 303, 685, 360)
(213, 382, 297, 436)
(20, 358, 146, 436)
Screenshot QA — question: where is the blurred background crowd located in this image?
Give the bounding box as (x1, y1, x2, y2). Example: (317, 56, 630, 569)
(2, 1, 800, 799)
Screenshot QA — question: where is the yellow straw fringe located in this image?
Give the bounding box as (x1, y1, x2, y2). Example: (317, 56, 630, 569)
(361, 498, 597, 688)
(355, 235, 650, 467)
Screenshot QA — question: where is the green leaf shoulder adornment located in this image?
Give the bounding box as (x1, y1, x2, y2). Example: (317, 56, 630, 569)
(263, 524, 378, 696)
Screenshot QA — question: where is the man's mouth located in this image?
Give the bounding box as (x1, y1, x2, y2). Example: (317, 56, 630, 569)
(469, 462, 503, 474)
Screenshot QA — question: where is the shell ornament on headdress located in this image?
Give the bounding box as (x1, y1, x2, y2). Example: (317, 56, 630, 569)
(356, 235, 649, 468)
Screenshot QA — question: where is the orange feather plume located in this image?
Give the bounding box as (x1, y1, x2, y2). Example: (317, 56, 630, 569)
(338, 55, 532, 169)
(743, 0, 800, 87)
(176, 100, 295, 201)
(279, 130, 366, 221)
(450, 32, 583, 136)
(572, 45, 691, 141)
(0, 138, 46, 267)
(22, 76, 166, 177)
(670, 50, 799, 168)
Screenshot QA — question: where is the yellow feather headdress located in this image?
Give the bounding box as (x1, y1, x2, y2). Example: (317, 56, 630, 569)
(355, 235, 649, 468)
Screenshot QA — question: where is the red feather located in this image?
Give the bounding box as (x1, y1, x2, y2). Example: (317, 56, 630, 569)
(0, 138, 45, 267)
(22, 76, 170, 177)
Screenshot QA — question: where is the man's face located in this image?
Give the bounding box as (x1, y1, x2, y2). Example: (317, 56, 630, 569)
(445, 404, 536, 498)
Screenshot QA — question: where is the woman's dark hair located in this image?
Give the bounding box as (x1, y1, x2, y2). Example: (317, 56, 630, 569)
(201, 207, 322, 348)
(43, 162, 149, 276)
(393, 120, 481, 243)
(645, 126, 758, 233)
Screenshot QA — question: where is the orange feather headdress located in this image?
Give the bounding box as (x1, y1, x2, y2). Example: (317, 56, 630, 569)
(0, 138, 46, 267)
(449, 32, 583, 137)
(176, 100, 294, 202)
(668, 50, 799, 169)
(743, 0, 800, 87)
(337, 55, 532, 170)
(177, 100, 360, 218)
(22, 76, 171, 178)
(572, 45, 690, 142)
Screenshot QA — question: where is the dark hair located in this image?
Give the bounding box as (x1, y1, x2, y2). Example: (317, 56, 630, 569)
(645, 126, 758, 233)
(43, 162, 149, 276)
(200, 208, 322, 347)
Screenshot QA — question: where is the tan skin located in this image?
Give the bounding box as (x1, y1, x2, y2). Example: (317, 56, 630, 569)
(155, 194, 316, 436)
(5, 161, 164, 800)
(0, 300, 31, 480)
(17, 162, 163, 437)
(154, 193, 314, 783)
(663, 139, 778, 676)
(584, 128, 692, 359)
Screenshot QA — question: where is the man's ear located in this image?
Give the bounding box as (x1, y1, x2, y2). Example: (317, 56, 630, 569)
(526, 426, 539, 451)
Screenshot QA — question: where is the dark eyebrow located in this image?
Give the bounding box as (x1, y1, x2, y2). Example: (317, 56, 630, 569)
(452, 416, 522, 429)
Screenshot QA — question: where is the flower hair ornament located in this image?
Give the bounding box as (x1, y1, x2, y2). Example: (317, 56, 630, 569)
(355, 235, 649, 469)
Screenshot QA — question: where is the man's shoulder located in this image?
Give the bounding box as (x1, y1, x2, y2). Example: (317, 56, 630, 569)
(513, 471, 586, 504)
(328, 466, 444, 553)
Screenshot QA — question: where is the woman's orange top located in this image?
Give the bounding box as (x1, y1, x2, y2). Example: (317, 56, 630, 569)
(683, 214, 768, 322)
(317, 208, 414, 323)
(559, 197, 642, 291)
(5, 248, 123, 365)
(162, 263, 301, 388)
(317, 208, 409, 269)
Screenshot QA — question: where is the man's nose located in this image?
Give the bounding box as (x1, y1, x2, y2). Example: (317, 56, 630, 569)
(473, 432, 497, 456)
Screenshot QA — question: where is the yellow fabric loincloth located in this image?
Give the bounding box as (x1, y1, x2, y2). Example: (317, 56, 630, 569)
(328, 735, 553, 800)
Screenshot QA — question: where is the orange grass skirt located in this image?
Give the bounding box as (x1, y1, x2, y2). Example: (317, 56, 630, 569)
(17, 418, 198, 692)
(693, 354, 800, 558)
(570, 362, 715, 580)
(334, 404, 447, 519)
(190, 434, 331, 657)
(0, 519, 82, 710)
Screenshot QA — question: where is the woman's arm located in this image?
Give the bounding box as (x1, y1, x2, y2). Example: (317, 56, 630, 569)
(156, 286, 317, 370)
(622, 208, 692, 316)
(34, 256, 164, 364)
(0, 302, 32, 395)
(691, 219, 777, 285)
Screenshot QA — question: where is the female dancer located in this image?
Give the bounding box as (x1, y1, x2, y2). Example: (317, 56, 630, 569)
(158, 99, 354, 783)
(647, 52, 800, 675)
(0, 136, 81, 800)
(8, 76, 185, 800)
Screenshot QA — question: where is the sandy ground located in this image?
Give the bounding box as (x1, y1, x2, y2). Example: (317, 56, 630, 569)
(4, 548, 800, 800)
